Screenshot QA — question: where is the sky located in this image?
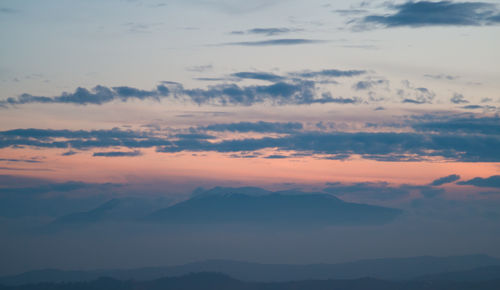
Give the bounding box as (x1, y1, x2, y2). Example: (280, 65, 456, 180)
(0, 0, 500, 276)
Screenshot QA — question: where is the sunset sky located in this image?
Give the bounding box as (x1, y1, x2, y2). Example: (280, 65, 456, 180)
(1, 0, 499, 276)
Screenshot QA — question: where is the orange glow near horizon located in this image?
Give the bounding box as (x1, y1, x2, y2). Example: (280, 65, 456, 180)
(1, 147, 498, 188)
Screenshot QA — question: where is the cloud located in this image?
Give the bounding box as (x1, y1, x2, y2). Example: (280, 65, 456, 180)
(92, 150, 142, 157)
(3, 117, 499, 162)
(316, 93, 360, 104)
(0, 158, 42, 163)
(353, 79, 388, 90)
(186, 65, 213, 72)
(231, 72, 284, 82)
(430, 174, 461, 186)
(158, 131, 500, 162)
(226, 39, 323, 46)
(461, 105, 490, 110)
(2, 85, 170, 106)
(360, 1, 500, 28)
(294, 69, 366, 78)
(458, 175, 500, 188)
(2, 68, 368, 107)
(174, 133, 216, 140)
(412, 116, 500, 135)
(230, 27, 298, 36)
(450, 93, 469, 104)
(424, 74, 458, 80)
(399, 82, 435, 104)
(0, 128, 167, 150)
(264, 154, 289, 159)
(183, 81, 328, 106)
(201, 121, 303, 133)
(334, 9, 367, 15)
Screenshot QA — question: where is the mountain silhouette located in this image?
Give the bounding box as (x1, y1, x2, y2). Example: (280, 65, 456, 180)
(416, 265, 500, 282)
(1, 272, 500, 290)
(2, 254, 499, 285)
(51, 199, 121, 225)
(146, 187, 402, 226)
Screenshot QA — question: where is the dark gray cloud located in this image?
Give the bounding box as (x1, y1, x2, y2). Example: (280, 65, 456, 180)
(183, 81, 325, 106)
(2, 68, 369, 107)
(412, 116, 500, 135)
(92, 150, 142, 157)
(458, 175, 500, 188)
(201, 121, 303, 133)
(295, 69, 366, 78)
(353, 79, 388, 90)
(0, 128, 168, 150)
(402, 98, 426, 104)
(2, 85, 170, 106)
(450, 93, 469, 104)
(174, 133, 216, 140)
(316, 93, 360, 104)
(431, 174, 461, 186)
(334, 9, 367, 15)
(157, 131, 500, 162)
(2, 80, 352, 107)
(462, 105, 486, 110)
(361, 1, 500, 28)
(226, 39, 323, 46)
(399, 84, 435, 104)
(2, 116, 499, 162)
(231, 72, 284, 82)
(264, 154, 289, 159)
(231, 27, 298, 36)
(0, 158, 41, 163)
(424, 74, 459, 80)
(193, 77, 228, 82)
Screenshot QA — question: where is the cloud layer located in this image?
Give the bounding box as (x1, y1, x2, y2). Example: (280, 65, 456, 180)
(362, 1, 500, 28)
(2, 116, 499, 162)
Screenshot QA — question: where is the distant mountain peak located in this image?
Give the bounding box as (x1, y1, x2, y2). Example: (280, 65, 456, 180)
(147, 187, 401, 226)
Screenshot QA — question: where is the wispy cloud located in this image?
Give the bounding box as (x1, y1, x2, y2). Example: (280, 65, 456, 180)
(424, 74, 459, 80)
(0, 158, 42, 163)
(231, 72, 284, 82)
(200, 121, 302, 133)
(1, 85, 170, 106)
(1, 68, 369, 108)
(230, 27, 300, 36)
(430, 174, 461, 186)
(226, 39, 324, 46)
(458, 175, 500, 188)
(358, 1, 500, 29)
(93, 150, 142, 157)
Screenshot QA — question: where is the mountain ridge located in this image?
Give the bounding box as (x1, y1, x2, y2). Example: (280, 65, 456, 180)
(2, 254, 499, 286)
